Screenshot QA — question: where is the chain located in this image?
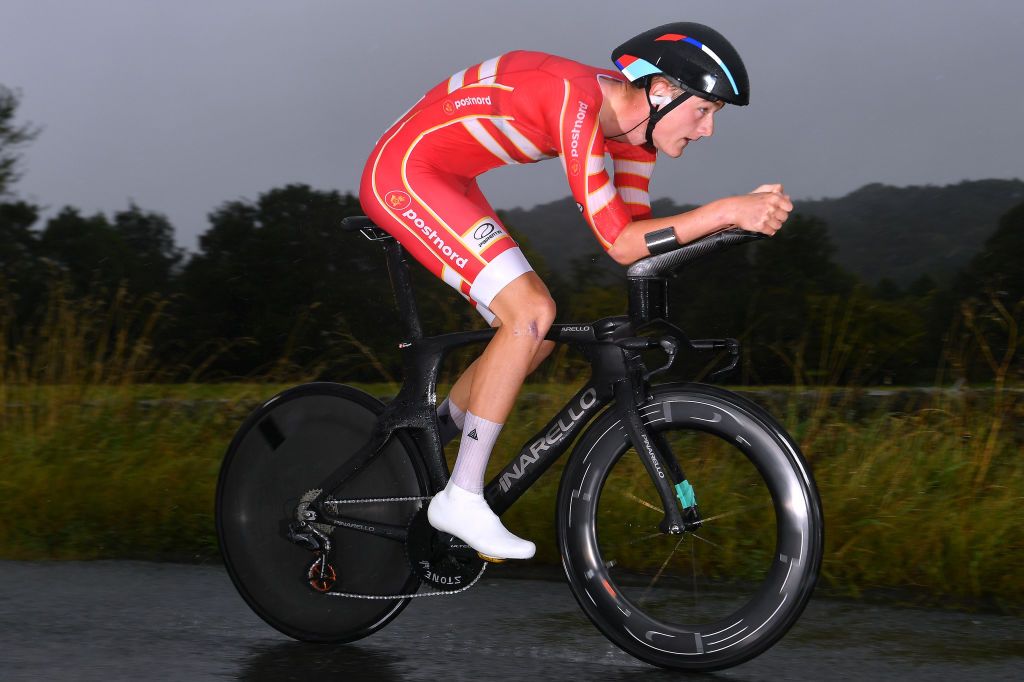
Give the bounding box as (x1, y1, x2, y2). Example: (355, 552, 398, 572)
(323, 495, 434, 506)
(306, 491, 488, 600)
(324, 562, 487, 601)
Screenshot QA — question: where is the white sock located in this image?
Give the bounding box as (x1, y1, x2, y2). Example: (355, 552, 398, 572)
(443, 397, 466, 430)
(450, 411, 503, 494)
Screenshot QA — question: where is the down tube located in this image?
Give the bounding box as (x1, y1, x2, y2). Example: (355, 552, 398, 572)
(484, 383, 610, 515)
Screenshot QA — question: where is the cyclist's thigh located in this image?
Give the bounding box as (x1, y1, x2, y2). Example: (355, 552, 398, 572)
(361, 146, 532, 322)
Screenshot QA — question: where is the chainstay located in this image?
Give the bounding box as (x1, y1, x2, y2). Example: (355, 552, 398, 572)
(324, 562, 487, 600)
(317, 492, 487, 600)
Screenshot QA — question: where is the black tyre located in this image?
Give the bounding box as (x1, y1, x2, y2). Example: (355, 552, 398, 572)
(216, 382, 428, 643)
(557, 383, 823, 671)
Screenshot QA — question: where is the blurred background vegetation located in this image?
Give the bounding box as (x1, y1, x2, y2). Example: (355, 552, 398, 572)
(1, 85, 1021, 611)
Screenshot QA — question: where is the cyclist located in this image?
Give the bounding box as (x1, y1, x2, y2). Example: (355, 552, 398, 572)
(358, 22, 792, 561)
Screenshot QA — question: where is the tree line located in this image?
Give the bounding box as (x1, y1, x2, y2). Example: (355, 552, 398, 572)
(1, 86, 1020, 385)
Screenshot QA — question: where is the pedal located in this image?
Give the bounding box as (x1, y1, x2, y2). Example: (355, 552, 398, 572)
(477, 552, 507, 564)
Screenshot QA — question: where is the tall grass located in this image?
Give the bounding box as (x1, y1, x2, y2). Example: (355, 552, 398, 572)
(807, 392, 1021, 608)
(492, 384, 1023, 611)
(0, 285, 1020, 612)
(0, 283, 268, 560)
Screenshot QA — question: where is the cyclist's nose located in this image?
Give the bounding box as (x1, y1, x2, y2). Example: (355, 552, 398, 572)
(699, 113, 715, 138)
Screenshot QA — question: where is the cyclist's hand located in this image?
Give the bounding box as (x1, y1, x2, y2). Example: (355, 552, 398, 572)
(730, 187, 793, 236)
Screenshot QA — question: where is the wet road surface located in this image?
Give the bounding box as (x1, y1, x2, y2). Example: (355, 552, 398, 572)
(0, 560, 1021, 681)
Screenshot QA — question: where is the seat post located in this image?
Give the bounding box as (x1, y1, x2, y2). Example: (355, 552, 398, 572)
(383, 239, 424, 341)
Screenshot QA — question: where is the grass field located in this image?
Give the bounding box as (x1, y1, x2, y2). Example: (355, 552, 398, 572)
(0, 379, 1020, 612)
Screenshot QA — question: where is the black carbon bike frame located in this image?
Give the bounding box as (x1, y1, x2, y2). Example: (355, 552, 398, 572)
(307, 218, 762, 536)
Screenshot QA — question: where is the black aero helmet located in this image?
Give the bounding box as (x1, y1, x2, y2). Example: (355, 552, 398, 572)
(612, 22, 750, 106)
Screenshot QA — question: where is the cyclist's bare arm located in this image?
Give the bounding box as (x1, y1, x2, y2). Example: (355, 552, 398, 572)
(606, 185, 793, 265)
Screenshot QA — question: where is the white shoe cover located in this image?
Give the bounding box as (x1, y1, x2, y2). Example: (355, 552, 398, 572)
(427, 482, 536, 560)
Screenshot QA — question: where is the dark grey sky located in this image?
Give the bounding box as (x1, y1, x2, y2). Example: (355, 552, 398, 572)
(3, 0, 1022, 250)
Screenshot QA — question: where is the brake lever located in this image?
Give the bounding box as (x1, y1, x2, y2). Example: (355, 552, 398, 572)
(614, 336, 679, 381)
(707, 338, 740, 382)
(644, 338, 678, 381)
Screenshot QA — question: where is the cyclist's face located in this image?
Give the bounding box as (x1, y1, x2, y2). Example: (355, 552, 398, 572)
(652, 96, 724, 158)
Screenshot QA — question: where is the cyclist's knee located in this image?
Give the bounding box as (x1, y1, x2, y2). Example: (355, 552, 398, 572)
(489, 274, 556, 341)
(507, 294, 555, 340)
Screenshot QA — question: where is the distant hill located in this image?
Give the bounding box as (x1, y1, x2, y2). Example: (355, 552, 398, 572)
(796, 179, 1024, 284)
(499, 179, 1024, 285)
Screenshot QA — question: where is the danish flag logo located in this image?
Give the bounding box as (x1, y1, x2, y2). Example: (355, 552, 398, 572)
(385, 190, 411, 211)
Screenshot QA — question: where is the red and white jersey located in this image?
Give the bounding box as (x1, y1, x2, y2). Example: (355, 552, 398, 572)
(377, 50, 657, 250)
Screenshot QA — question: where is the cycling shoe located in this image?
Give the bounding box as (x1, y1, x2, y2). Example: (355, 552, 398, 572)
(427, 482, 535, 561)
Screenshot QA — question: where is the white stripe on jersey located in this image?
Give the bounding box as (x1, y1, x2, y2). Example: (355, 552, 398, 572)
(612, 159, 656, 178)
(447, 69, 467, 93)
(462, 119, 518, 165)
(587, 154, 606, 175)
(493, 119, 548, 161)
(442, 264, 465, 291)
(478, 56, 500, 84)
(618, 187, 650, 205)
(587, 180, 618, 215)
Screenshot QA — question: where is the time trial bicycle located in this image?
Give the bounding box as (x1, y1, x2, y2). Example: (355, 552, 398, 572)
(216, 216, 824, 672)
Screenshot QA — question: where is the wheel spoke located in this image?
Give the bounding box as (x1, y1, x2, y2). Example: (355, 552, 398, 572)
(626, 531, 665, 546)
(698, 501, 771, 525)
(622, 490, 662, 514)
(641, 534, 686, 601)
(690, 536, 699, 609)
(689, 532, 722, 549)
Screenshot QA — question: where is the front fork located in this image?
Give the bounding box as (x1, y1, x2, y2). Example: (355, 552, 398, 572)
(612, 338, 707, 535)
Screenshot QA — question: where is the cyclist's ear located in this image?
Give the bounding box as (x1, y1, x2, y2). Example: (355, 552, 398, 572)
(648, 76, 683, 106)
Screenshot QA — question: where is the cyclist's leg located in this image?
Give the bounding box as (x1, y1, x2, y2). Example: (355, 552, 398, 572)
(445, 180, 555, 414)
(427, 272, 553, 559)
(362, 147, 546, 559)
(460, 272, 555, 420)
(446, 316, 555, 417)
(440, 335, 554, 445)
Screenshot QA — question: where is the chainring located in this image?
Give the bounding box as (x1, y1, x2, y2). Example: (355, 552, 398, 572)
(405, 507, 484, 591)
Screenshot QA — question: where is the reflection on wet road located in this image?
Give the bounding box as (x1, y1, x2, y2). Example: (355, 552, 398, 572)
(0, 561, 1020, 681)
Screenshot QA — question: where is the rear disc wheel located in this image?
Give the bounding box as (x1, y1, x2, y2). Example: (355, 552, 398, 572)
(216, 382, 427, 642)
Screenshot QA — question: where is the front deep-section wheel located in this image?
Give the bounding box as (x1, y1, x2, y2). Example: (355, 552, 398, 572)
(216, 382, 428, 643)
(557, 383, 823, 671)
